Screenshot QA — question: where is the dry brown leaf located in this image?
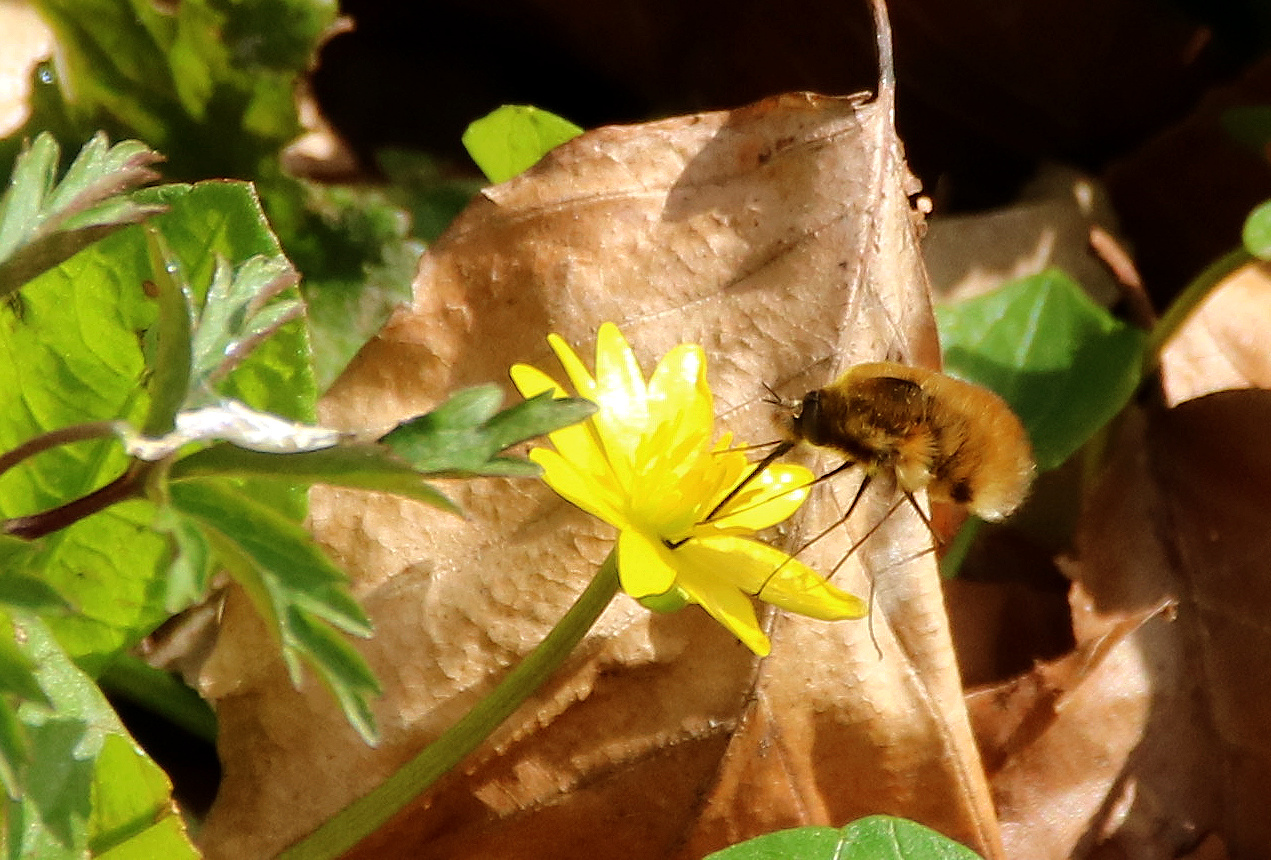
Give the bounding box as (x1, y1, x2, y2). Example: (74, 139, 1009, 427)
(198, 79, 1002, 858)
(1161, 261, 1271, 406)
(977, 407, 1221, 860)
(975, 264, 1271, 856)
(924, 163, 1123, 308)
(0, 0, 54, 137)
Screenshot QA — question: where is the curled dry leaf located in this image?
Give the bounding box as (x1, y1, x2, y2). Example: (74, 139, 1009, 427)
(975, 266, 1271, 858)
(1161, 261, 1271, 406)
(197, 84, 1002, 857)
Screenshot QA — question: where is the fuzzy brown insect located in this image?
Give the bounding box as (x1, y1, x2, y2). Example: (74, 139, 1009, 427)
(783, 361, 1035, 523)
(707, 362, 1034, 536)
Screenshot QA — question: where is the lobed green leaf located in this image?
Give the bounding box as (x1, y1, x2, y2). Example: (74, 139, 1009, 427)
(936, 270, 1146, 471)
(381, 386, 596, 477)
(0, 132, 165, 299)
(0, 179, 311, 672)
(7, 617, 197, 859)
(168, 479, 380, 744)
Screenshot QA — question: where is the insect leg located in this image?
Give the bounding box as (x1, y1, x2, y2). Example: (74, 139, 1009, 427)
(702, 440, 794, 523)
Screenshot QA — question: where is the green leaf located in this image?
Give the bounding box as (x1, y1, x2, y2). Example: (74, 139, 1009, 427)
(139, 228, 193, 437)
(150, 505, 215, 613)
(190, 253, 301, 393)
(704, 816, 983, 860)
(0, 132, 164, 299)
(27, 0, 334, 182)
(936, 270, 1147, 471)
(376, 147, 482, 244)
(0, 697, 27, 801)
(284, 183, 422, 392)
(1243, 199, 1271, 259)
(381, 386, 596, 477)
(9, 616, 197, 859)
(19, 1, 420, 397)
(0, 611, 47, 704)
(462, 105, 584, 184)
(169, 442, 459, 513)
(168, 479, 380, 744)
(0, 179, 311, 672)
(131, 182, 315, 427)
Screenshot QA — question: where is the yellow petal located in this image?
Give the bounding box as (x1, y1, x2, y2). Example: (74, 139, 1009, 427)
(512, 363, 610, 485)
(509, 363, 563, 399)
(616, 528, 679, 598)
(710, 464, 814, 531)
(646, 343, 711, 437)
(673, 563, 770, 656)
(547, 332, 597, 399)
(680, 535, 867, 620)
(531, 448, 628, 529)
(592, 324, 649, 478)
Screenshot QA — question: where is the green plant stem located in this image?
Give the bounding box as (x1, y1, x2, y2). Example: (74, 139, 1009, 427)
(1144, 248, 1253, 376)
(278, 551, 622, 860)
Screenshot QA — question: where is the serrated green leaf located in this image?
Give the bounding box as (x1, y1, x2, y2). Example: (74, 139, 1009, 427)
(381, 387, 595, 477)
(168, 479, 380, 744)
(936, 270, 1146, 471)
(9, 616, 196, 859)
(285, 608, 379, 745)
(0, 178, 312, 672)
(190, 253, 301, 393)
(481, 390, 598, 453)
(462, 105, 584, 184)
(169, 442, 459, 513)
(1243, 199, 1271, 259)
(0, 132, 164, 299)
(151, 506, 214, 613)
(705, 816, 983, 860)
(19, 2, 420, 399)
(132, 182, 314, 419)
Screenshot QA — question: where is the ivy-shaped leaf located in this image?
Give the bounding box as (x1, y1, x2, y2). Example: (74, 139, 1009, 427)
(936, 269, 1147, 471)
(705, 816, 984, 860)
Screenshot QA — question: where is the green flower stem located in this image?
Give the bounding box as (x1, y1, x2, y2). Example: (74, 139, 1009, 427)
(279, 551, 622, 860)
(1144, 247, 1253, 376)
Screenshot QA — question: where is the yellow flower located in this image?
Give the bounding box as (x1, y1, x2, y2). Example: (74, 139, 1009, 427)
(511, 323, 866, 656)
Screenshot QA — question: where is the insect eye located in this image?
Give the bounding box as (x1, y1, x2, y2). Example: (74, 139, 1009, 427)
(798, 390, 819, 417)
